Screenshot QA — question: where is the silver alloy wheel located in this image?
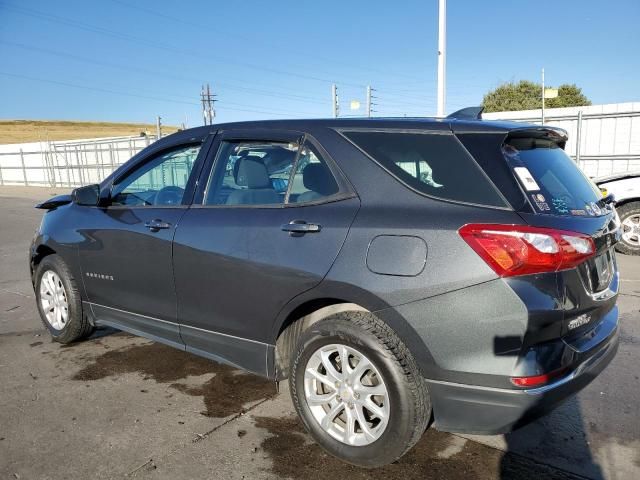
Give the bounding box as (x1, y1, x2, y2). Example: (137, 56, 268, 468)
(621, 214, 640, 247)
(303, 343, 390, 446)
(39, 270, 69, 330)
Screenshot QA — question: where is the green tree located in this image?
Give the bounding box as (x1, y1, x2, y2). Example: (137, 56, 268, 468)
(482, 80, 591, 112)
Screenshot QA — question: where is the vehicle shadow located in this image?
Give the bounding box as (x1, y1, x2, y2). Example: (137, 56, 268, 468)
(498, 396, 604, 479)
(490, 334, 605, 479)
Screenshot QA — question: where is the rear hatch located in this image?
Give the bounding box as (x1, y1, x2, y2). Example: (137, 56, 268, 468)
(500, 129, 620, 337)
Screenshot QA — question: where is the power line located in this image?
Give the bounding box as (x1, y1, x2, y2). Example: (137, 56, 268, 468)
(0, 2, 367, 88)
(0, 71, 313, 117)
(0, 41, 329, 105)
(107, 0, 430, 85)
(2, 1, 462, 105)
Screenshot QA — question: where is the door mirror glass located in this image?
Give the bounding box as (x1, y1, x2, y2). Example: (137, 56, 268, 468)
(72, 184, 100, 206)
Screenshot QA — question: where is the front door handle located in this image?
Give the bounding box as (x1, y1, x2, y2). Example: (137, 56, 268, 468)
(144, 219, 171, 232)
(281, 220, 322, 236)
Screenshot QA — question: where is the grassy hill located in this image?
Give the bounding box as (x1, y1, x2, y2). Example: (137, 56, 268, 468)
(0, 120, 180, 144)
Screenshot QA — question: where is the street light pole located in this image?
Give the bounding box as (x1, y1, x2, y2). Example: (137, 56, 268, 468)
(436, 0, 447, 117)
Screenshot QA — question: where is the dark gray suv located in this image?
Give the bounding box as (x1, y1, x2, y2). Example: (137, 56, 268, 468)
(30, 112, 620, 467)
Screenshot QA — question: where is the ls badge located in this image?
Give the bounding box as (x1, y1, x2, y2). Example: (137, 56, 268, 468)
(568, 314, 591, 331)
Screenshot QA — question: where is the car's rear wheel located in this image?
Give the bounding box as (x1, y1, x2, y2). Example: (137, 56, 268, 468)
(35, 255, 94, 343)
(616, 201, 640, 255)
(289, 311, 431, 467)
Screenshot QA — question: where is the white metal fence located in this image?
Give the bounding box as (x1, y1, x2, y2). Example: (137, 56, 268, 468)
(483, 102, 640, 178)
(1, 102, 639, 187)
(0, 135, 157, 187)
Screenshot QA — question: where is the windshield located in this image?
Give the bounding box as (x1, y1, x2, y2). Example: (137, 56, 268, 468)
(503, 138, 605, 217)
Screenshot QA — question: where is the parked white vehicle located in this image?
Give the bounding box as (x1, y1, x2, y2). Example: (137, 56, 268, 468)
(595, 172, 640, 255)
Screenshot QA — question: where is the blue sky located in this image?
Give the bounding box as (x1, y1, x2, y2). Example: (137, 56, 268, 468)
(0, 0, 638, 126)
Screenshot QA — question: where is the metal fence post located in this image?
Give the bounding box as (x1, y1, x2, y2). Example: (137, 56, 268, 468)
(108, 143, 115, 174)
(64, 145, 72, 187)
(19, 148, 28, 186)
(45, 142, 56, 187)
(575, 111, 583, 166)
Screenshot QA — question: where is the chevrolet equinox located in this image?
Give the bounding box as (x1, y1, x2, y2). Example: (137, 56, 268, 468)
(31, 109, 620, 467)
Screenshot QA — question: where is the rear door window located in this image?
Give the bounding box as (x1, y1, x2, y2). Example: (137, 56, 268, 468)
(203, 139, 342, 206)
(288, 142, 339, 203)
(204, 141, 298, 205)
(342, 131, 508, 207)
(503, 138, 605, 216)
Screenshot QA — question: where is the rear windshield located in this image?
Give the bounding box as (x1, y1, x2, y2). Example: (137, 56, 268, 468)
(342, 131, 508, 207)
(504, 138, 605, 216)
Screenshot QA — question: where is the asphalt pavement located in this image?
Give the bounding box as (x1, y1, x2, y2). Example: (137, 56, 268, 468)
(0, 186, 638, 480)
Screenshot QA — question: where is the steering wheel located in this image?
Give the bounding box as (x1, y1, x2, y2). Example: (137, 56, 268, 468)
(154, 186, 184, 206)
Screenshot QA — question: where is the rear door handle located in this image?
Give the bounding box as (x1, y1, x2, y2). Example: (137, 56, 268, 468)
(144, 219, 171, 231)
(281, 220, 322, 236)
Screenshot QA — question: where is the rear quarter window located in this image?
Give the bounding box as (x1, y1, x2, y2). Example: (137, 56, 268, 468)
(341, 130, 508, 208)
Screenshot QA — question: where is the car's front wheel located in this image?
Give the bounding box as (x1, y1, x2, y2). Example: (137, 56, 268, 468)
(35, 254, 94, 343)
(289, 311, 431, 467)
(617, 201, 640, 255)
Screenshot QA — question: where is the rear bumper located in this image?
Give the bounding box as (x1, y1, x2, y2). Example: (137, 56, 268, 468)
(427, 306, 619, 435)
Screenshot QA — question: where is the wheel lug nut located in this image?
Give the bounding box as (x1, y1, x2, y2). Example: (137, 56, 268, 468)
(354, 393, 360, 399)
(348, 402, 354, 409)
(336, 396, 342, 402)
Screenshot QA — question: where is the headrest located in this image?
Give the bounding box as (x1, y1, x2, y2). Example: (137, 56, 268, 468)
(302, 163, 338, 196)
(235, 156, 271, 189)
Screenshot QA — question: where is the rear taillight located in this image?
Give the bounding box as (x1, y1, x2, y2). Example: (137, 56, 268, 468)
(459, 224, 595, 277)
(510, 367, 568, 388)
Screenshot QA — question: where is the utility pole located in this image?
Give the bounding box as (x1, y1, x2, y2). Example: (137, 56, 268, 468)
(436, 0, 447, 117)
(332, 84, 340, 118)
(366, 85, 376, 118)
(541, 68, 545, 125)
(201, 83, 216, 125)
(156, 116, 162, 139)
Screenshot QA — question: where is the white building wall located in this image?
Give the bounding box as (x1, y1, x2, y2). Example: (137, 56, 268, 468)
(483, 102, 640, 177)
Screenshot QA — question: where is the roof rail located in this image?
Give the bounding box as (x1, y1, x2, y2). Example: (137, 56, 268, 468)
(447, 106, 484, 120)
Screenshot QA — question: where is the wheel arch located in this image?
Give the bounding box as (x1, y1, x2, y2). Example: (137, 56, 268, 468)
(271, 287, 438, 381)
(273, 299, 369, 380)
(30, 244, 57, 281)
(614, 197, 640, 210)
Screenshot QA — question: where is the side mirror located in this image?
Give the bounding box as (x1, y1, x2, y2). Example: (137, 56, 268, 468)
(72, 184, 101, 206)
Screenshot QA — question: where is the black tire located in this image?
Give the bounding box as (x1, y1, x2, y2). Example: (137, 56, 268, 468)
(34, 254, 94, 343)
(616, 201, 640, 255)
(289, 311, 431, 467)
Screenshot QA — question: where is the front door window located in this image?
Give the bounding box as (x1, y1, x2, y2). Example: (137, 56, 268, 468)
(111, 145, 201, 206)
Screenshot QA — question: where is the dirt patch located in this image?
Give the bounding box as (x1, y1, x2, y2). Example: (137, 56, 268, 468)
(254, 415, 584, 480)
(29, 341, 43, 347)
(0, 119, 179, 144)
(171, 372, 275, 418)
(71, 342, 212, 383)
(71, 342, 275, 417)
